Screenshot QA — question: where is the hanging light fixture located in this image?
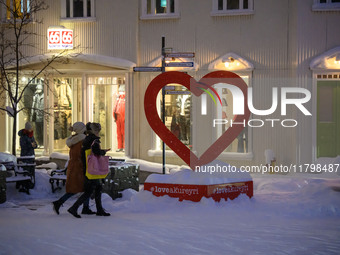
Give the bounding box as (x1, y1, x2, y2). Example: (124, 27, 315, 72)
(335, 54, 340, 65)
(161, 0, 167, 7)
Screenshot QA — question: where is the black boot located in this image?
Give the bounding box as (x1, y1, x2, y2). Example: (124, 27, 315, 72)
(96, 209, 111, 216)
(52, 200, 62, 215)
(81, 206, 96, 215)
(67, 207, 81, 218)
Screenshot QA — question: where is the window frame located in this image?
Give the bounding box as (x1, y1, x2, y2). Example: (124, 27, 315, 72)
(211, 0, 254, 16)
(141, 0, 180, 20)
(1, 0, 32, 22)
(60, 0, 96, 22)
(312, 0, 340, 11)
(213, 74, 253, 160)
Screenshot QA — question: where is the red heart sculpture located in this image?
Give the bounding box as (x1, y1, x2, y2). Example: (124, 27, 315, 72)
(144, 71, 250, 170)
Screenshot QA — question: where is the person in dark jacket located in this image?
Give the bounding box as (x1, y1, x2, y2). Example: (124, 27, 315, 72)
(67, 122, 111, 218)
(18, 122, 37, 157)
(52, 122, 95, 215)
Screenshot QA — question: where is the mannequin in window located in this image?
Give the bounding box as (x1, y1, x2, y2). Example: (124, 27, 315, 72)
(55, 79, 72, 108)
(171, 108, 180, 139)
(176, 95, 190, 143)
(30, 84, 44, 146)
(113, 85, 125, 152)
(54, 79, 72, 140)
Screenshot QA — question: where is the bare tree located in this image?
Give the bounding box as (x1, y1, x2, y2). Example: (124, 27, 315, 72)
(0, 0, 78, 155)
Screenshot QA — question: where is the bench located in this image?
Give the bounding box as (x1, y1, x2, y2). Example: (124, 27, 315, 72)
(0, 154, 36, 194)
(49, 167, 67, 193)
(0, 155, 36, 194)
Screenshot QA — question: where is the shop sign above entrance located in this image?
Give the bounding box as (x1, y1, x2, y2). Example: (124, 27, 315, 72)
(48, 27, 73, 50)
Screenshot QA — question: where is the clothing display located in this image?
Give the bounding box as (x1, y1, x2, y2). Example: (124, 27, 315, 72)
(175, 95, 191, 144)
(31, 84, 44, 146)
(54, 80, 73, 142)
(113, 92, 125, 151)
(55, 80, 72, 107)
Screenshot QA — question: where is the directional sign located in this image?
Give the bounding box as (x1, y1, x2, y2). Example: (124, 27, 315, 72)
(133, 67, 162, 72)
(166, 91, 191, 95)
(165, 62, 194, 68)
(165, 52, 195, 58)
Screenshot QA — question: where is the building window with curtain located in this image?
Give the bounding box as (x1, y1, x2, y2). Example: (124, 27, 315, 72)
(61, 0, 95, 20)
(211, 0, 254, 16)
(4, 0, 30, 20)
(312, 0, 340, 11)
(141, 0, 179, 19)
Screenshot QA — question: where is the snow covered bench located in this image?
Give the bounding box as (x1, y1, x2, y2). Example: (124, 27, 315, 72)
(0, 153, 36, 194)
(49, 161, 68, 193)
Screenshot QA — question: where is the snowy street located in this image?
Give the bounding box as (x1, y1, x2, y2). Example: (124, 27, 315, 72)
(1, 169, 340, 255)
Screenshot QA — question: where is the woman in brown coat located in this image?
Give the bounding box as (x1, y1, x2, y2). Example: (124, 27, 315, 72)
(52, 122, 95, 215)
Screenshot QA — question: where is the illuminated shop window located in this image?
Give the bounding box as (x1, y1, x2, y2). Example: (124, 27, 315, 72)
(213, 76, 250, 154)
(5, 0, 30, 20)
(88, 76, 126, 154)
(156, 85, 192, 151)
(17, 77, 44, 153)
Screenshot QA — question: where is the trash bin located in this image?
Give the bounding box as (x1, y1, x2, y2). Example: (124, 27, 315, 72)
(0, 164, 7, 204)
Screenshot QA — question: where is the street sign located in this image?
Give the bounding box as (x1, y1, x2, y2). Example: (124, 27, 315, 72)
(165, 52, 195, 58)
(133, 67, 162, 72)
(166, 91, 191, 95)
(164, 86, 175, 90)
(165, 62, 194, 67)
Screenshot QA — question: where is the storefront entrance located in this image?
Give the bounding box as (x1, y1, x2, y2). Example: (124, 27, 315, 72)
(317, 80, 340, 157)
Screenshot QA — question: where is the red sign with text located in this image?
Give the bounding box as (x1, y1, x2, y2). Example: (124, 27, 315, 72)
(48, 28, 73, 49)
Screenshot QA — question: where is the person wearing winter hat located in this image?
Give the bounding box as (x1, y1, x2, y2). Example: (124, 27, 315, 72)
(52, 122, 95, 215)
(68, 122, 111, 218)
(18, 122, 37, 157)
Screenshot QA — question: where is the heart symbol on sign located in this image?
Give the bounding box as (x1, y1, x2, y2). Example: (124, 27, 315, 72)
(144, 71, 250, 170)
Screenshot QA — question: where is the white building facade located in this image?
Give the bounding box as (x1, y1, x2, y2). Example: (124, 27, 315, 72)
(1, 0, 340, 168)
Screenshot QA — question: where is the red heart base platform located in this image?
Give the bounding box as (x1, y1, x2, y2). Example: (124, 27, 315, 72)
(144, 181, 253, 202)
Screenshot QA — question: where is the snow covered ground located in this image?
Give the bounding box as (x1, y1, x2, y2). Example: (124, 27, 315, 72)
(1, 168, 340, 255)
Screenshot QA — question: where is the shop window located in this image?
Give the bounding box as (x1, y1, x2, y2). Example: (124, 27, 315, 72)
(213, 76, 251, 154)
(53, 77, 82, 152)
(212, 0, 254, 16)
(61, 0, 95, 20)
(4, 0, 30, 20)
(88, 76, 126, 154)
(141, 0, 179, 19)
(155, 85, 192, 151)
(313, 0, 340, 10)
(18, 78, 45, 152)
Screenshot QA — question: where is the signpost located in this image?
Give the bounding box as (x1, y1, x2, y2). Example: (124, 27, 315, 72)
(165, 62, 194, 68)
(133, 67, 162, 72)
(134, 36, 195, 174)
(165, 52, 195, 58)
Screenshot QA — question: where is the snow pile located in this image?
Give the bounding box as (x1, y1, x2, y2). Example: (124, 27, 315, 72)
(1, 163, 340, 255)
(146, 160, 252, 184)
(49, 152, 69, 161)
(36, 162, 58, 170)
(126, 158, 179, 174)
(0, 152, 16, 163)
